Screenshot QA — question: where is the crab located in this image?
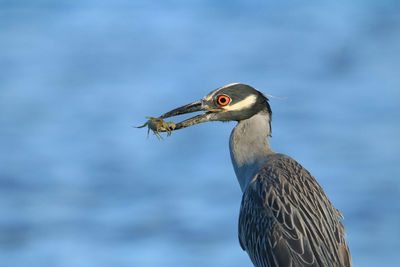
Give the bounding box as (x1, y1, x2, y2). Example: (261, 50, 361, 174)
(136, 116, 176, 140)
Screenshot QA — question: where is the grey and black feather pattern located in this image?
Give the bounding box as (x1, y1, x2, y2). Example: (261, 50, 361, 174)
(238, 154, 352, 267)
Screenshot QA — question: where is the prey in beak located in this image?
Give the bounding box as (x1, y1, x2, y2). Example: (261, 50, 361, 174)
(159, 100, 224, 130)
(136, 98, 223, 139)
(136, 83, 269, 139)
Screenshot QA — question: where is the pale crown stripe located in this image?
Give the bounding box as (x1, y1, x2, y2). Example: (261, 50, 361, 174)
(204, 83, 241, 101)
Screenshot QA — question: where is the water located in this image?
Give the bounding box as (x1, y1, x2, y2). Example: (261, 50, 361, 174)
(1, 1, 400, 266)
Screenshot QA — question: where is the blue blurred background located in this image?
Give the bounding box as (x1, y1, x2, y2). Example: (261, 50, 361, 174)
(1, 1, 400, 266)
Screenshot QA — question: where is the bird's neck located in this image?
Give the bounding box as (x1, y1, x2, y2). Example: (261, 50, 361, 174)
(229, 111, 274, 192)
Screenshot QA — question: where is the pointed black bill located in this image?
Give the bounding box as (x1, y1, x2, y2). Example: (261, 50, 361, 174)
(160, 100, 204, 119)
(159, 100, 221, 130)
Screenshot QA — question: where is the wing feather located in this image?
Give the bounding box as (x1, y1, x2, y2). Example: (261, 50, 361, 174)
(238, 153, 352, 267)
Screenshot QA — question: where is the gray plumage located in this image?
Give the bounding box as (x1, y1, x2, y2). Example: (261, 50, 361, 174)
(237, 154, 351, 267)
(158, 83, 352, 267)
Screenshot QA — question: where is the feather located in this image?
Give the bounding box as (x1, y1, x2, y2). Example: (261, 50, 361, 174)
(238, 153, 352, 267)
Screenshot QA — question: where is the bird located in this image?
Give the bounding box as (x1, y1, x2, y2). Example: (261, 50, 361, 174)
(153, 83, 352, 267)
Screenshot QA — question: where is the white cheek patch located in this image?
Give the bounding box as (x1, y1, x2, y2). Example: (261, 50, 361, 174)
(223, 94, 257, 111)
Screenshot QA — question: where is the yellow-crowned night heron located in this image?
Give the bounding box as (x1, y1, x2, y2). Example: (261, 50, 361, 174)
(156, 83, 352, 267)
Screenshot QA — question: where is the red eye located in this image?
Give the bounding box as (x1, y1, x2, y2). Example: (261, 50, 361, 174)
(217, 95, 230, 106)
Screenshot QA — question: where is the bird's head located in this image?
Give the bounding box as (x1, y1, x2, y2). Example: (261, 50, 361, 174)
(160, 83, 272, 132)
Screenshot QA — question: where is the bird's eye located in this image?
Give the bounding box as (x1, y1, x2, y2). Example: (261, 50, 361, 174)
(217, 95, 230, 106)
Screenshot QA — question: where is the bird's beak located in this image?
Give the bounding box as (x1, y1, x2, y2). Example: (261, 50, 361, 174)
(159, 100, 222, 130)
